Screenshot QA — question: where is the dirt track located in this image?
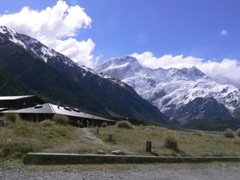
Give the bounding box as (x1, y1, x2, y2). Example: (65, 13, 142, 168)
(1, 163, 240, 180)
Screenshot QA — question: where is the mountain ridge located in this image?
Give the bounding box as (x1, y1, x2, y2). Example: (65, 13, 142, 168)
(97, 56, 240, 124)
(0, 26, 169, 124)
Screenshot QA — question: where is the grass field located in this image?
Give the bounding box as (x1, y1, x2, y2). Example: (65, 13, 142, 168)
(1, 115, 240, 166)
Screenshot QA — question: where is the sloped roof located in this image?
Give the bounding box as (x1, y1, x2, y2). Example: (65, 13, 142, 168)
(0, 95, 35, 100)
(3, 103, 115, 122)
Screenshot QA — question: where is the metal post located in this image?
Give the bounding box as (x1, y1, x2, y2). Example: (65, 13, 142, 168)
(108, 132, 113, 143)
(146, 139, 152, 152)
(96, 126, 100, 134)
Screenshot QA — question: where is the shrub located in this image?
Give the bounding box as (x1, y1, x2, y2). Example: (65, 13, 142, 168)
(53, 114, 69, 125)
(236, 129, 240, 137)
(101, 122, 108, 128)
(77, 120, 85, 128)
(224, 128, 234, 138)
(164, 136, 178, 150)
(116, 121, 134, 129)
(4, 113, 20, 123)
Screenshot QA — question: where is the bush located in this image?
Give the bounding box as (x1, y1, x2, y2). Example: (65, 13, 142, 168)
(4, 113, 20, 123)
(101, 122, 108, 128)
(77, 120, 85, 128)
(164, 136, 178, 150)
(224, 128, 234, 138)
(53, 114, 69, 125)
(116, 121, 134, 129)
(236, 129, 240, 137)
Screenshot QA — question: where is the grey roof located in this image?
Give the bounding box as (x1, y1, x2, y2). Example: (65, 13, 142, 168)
(0, 95, 35, 100)
(3, 103, 115, 122)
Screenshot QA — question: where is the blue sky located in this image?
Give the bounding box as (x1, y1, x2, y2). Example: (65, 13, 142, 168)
(78, 0, 240, 61)
(1, 0, 240, 61)
(0, 0, 240, 87)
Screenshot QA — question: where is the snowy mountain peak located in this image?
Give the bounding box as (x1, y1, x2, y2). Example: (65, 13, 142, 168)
(97, 56, 143, 80)
(0, 26, 75, 65)
(97, 56, 240, 123)
(0, 26, 128, 87)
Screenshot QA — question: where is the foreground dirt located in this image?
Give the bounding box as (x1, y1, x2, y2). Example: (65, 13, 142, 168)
(0, 163, 240, 180)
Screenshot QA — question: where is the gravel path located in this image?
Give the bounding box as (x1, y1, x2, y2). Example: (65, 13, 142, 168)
(80, 128, 105, 145)
(1, 164, 240, 180)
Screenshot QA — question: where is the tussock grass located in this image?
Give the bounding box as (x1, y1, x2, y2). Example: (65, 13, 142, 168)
(0, 116, 84, 159)
(1, 114, 240, 164)
(236, 129, 240, 137)
(52, 114, 69, 125)
(164, 136, 178, 150)
(116, 121, 134, 129)
(101, 122, 108, 128)
(90, 125, 240, 157)
(224, 128, 235, 138)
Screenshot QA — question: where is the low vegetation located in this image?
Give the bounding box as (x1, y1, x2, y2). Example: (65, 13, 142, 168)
(101, 122, 108, 128)
(1, 114, 240, 165)
(76, 120, 85, 128)
(116, 121, 134, 129)
(224, 128, 235, 138)
(52, 114, 69, 125)
(237, 128, 240, 137)
(4, 112, 20, 123)
(90, 125, 240, 157)
(164, 136, 178, 150)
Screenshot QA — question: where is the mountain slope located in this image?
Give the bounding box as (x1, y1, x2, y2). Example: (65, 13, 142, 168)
(0, 68, 31, 95)
(97, 56, 240, 123)
(0, 26, 168, 124)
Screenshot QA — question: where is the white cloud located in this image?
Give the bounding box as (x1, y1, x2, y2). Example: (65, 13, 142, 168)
(220, 29, 228, 36)
(0, 0, 96, 67)
(198, 59, 240, 88)
(131, 52, 240, 88)
(131, 51, 203, 69)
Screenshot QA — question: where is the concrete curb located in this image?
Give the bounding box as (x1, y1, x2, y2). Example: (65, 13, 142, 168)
(23, 153, 240, 165)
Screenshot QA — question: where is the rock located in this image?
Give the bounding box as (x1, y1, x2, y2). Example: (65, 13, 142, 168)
(111, 150, 124, 155)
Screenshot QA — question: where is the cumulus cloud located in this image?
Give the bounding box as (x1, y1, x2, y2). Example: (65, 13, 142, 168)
(131, 51, 203, 69)
(131, 51, 240, 88)
(0, 0, 96, 67)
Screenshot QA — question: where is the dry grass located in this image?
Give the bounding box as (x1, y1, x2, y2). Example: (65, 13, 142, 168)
(1, 115, 240, 165)
(89, 125, 240, 157)
(52, 114, 69, 125)
(116, 121, 134, 129)
(224, 128, 235, 138)
(0, 117, 77, 158)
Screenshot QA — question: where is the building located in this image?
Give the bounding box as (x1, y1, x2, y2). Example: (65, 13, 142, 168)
(0, 95, 44, 110)
(0, 95, 116, 126)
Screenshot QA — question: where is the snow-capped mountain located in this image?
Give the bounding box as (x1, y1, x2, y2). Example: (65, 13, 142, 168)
(0, 26, 169, 124)
(97, 56, 240, 123)
(0, 26, 128, 85)
(0, 26, 93, 72)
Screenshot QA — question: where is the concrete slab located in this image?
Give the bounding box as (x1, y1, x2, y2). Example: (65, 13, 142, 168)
(23, 152, 240, 165)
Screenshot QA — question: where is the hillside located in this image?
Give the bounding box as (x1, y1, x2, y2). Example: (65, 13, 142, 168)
(0, 68, 30, 96)
(0, 26, 168, 124)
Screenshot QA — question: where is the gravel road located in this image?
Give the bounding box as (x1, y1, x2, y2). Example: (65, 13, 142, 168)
(1, 163, 240, 180)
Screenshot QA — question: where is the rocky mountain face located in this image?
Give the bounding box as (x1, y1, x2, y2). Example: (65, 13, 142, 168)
(0, 26, 169, 124)
(97, 56, 240, 124)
